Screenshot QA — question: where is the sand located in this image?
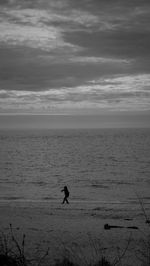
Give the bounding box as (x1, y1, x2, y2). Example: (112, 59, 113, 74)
(0, 200, 150, 266)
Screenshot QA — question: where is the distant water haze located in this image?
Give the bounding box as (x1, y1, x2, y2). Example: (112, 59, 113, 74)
(0, 112, 150, 130)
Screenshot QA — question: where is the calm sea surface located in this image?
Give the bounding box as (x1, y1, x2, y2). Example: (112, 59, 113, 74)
(0, 128, 150, 204)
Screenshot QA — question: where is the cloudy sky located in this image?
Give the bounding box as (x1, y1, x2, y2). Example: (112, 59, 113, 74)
(0, 0, 150, 127)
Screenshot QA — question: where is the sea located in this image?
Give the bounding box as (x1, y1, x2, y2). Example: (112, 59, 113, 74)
(0, 128, 150, 205)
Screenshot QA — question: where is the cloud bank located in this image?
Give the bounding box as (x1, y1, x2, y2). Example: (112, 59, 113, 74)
(0, 0, 150, 114)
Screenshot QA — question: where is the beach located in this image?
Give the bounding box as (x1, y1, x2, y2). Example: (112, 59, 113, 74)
(0, 200, 150, 265)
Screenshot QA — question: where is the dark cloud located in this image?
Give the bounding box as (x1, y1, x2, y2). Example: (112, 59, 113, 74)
(65, 28, 150, 59)
(0, 44, 132, 92)
(0, 0, 69, 9)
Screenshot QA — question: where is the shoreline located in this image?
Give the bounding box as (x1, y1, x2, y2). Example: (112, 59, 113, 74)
(1, 199, 150, 204)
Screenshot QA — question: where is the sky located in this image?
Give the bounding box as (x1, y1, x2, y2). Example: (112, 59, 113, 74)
(0, 0, 150, 128)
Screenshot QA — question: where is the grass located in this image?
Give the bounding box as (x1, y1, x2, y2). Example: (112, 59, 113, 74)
(134, 194, 150, 266)
(0, 223, 149, 266)
(0, 224, 28, 266)
(54, 257, 112, 266)
(0, 224, 149, 266)
(0, 224, 112, 266)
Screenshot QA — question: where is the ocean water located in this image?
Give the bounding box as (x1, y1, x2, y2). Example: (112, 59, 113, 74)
(0, 128, 150, 204)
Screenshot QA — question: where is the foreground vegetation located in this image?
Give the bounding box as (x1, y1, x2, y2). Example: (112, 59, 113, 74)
(0, 198, 149, 266)
(0, 224, 112, 266)
(0, 223, 150, 266)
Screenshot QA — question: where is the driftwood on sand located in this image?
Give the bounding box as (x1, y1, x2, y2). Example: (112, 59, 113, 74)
(104, 223, 139, 230)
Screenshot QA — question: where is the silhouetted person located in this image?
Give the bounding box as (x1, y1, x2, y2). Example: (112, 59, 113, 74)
(61, 186, 69, 204)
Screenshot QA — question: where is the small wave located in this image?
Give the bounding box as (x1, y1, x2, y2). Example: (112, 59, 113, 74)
(91, 184, 109, 188)
(0, 196, 25, 200)
(28, 181, 47, 186)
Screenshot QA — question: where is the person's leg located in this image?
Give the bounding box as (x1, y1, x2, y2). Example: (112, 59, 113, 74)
(62, 197, 65, 204)
(66, 197, 69, 204)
